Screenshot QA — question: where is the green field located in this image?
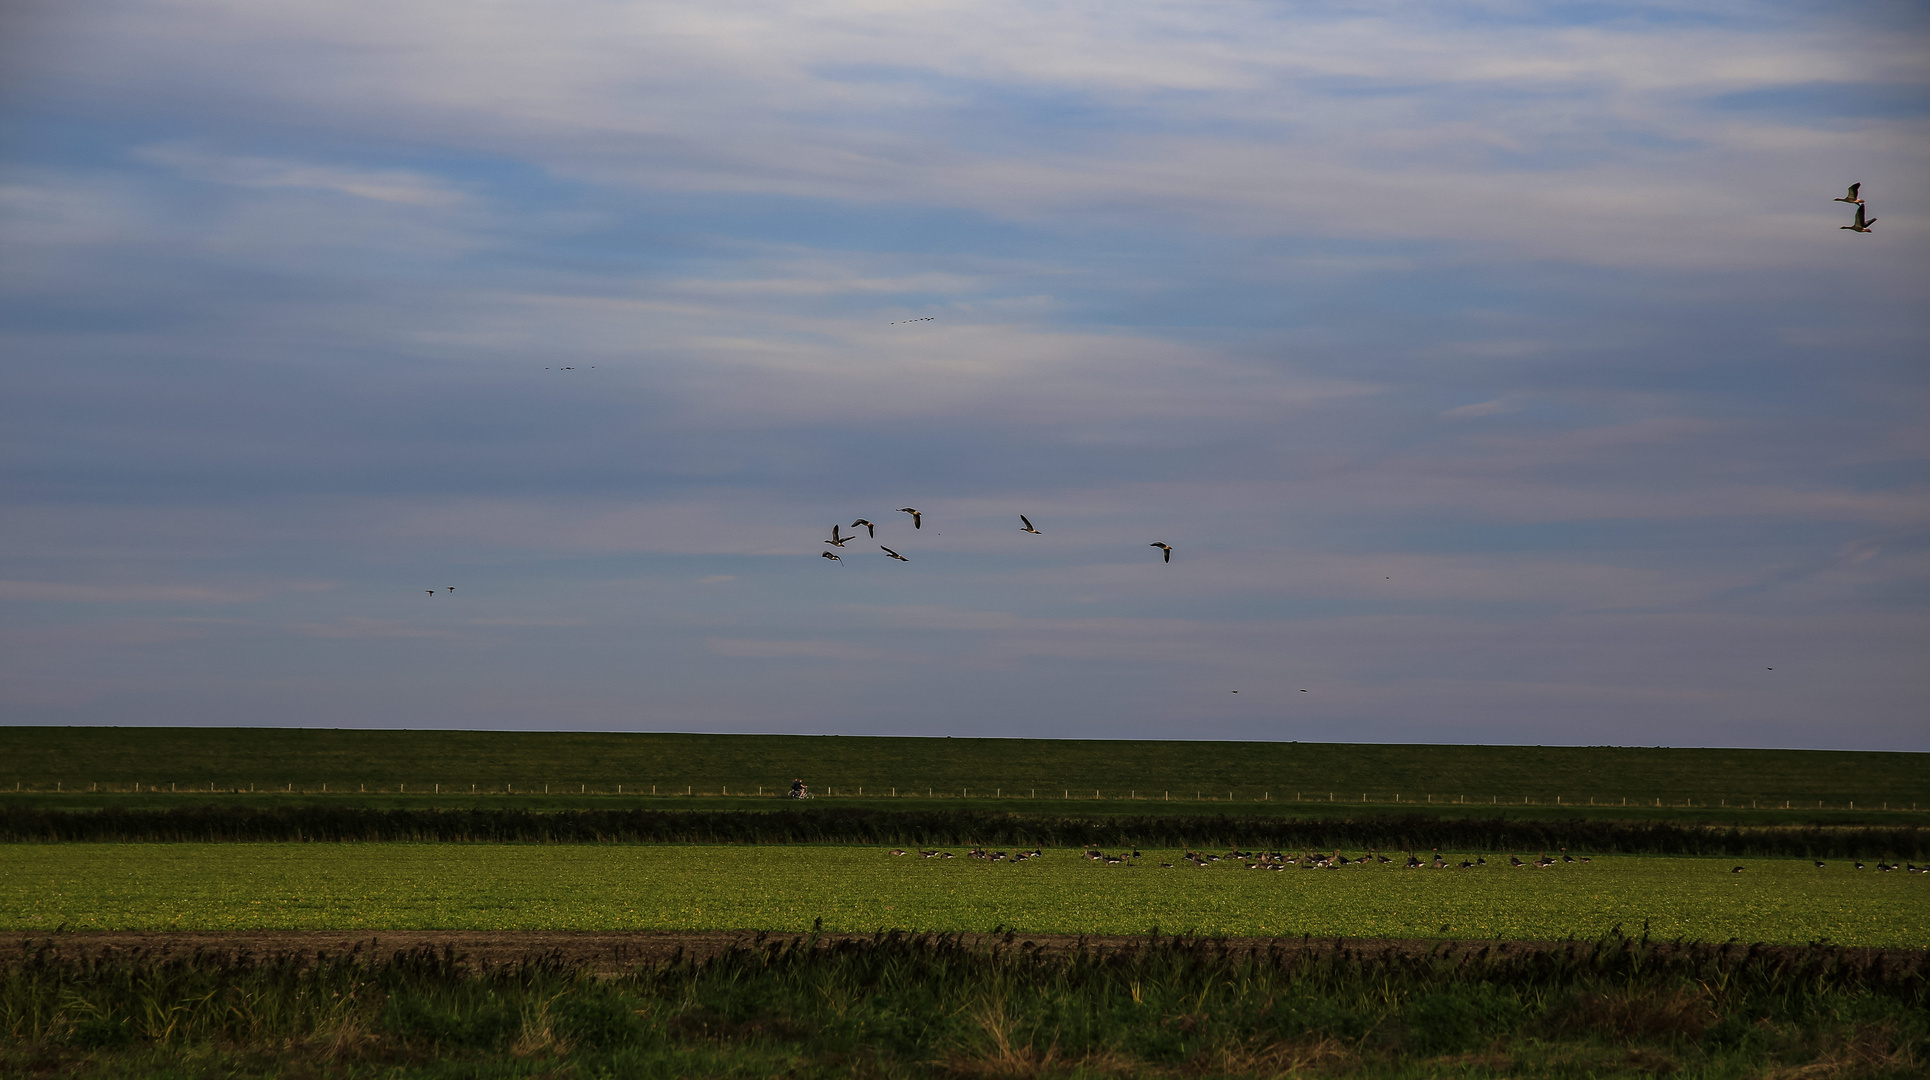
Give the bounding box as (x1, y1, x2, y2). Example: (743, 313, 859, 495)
(4, 844, 1922, 946)
(4, 728, 1926, 818)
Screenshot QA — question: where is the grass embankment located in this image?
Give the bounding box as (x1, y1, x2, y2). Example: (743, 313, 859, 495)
(4, 805, 1923, 860)
(5, 933, 1925, 1079)
(5, 845, 1924, 946)
(4, 728, 1925, 819)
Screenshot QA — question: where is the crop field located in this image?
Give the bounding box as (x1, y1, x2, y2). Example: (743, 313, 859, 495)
(5, 727, 1926, 814)
(4, 844, 1923, 946)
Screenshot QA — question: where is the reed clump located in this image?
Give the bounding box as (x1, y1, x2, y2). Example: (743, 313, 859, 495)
(3, 805, 1922, 858)
(3, 931, 1924, 1077)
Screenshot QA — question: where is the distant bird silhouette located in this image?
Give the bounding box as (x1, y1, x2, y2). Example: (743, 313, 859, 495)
(852, 518, 877, 538)
(1150, 542, 1172, 563)
(425, 590, 435, 596)
(881, 545, 909, 562)
(1833, 183, 1863, 205)
(898, 508, 922, 529)
(890, 317, 935, 324)
(1299, 688, 1308, 693)
(1841, 204, 1876, 233)
(1020, 515, 1041, 534)
(825, 525, 855, 548)
(820, 551, 841, 563)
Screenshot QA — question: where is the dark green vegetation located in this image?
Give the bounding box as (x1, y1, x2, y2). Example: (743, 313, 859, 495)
(4, 804, 1924, 859)
(5, 728, 1925, 819)
(5, 933, 1925, 1079)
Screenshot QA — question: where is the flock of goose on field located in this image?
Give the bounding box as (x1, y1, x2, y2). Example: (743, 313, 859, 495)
(881, 846, 1601, 869)
(885, 848, 1930, 873)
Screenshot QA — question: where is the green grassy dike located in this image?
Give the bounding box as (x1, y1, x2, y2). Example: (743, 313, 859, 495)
(5, 933, 1925, 1079)
(4, 728, 1925, 816)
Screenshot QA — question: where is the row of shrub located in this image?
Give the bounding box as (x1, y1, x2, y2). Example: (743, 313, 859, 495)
(4, 932, 1926, 1076)
(1, 804, 1923, 856)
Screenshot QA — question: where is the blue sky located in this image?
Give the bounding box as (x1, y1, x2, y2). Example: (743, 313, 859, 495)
(1, 0, 1925, 748)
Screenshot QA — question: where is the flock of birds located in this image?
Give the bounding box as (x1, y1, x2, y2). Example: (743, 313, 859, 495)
(1812, 860, 1926, 873)
(818, 506, 1175, 566)
(883, 846, 1603, 870)
(888, 848, 1929, 874)
(1834, 183, 1877, 233)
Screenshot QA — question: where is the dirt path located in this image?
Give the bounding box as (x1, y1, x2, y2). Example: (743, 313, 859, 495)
(11, 930, 1921, 977)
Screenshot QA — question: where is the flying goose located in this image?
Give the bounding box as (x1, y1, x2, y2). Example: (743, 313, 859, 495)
(881, 545, 909, 562)
(1841, 204, 1876, 233)
(820, 551, 842, 562)
(1020, 515, 1041, 534)
(425, 590, 435, 596)
(897, 507, 922, 529)
(1833, 183, 1863, 205)
(1150, 542, 1172, 563)
(851, 518, 877, 538)
(825, 524, 855, 547)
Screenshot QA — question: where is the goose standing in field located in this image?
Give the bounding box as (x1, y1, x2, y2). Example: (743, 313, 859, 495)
(881, 545, 909, 562)
(820, 551, 842, 563)
(825, 524, 855, 548)
(1841, 204, 1876, 233)
(1833, 183, 1864, 205)
(852, 518, 877, 538)
(1150, 542, 1173, 563)
(1020, 514, 1041, 534)
(897, 507, 923, 529)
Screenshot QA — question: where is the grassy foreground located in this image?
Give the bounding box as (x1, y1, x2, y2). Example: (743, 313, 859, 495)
(5, 933, 1925, 1079)
(4, 845, 1924, 946)
(5, 728, 1926, 814)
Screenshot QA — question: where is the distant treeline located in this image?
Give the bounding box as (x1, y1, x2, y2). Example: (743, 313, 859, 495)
(1, 805, 1922, 857)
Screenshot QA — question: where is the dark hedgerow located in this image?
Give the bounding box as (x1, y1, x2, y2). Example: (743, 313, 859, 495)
(0, 804, 1922, 858)
(2, 933, 1926, 1078)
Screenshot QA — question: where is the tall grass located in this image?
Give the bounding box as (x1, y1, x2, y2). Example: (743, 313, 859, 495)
(3, 804, 1923, 857)
(5, 932, 1925, 1077)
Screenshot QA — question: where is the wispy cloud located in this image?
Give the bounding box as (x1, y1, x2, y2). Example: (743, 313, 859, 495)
(133, 144, 468, 207)
(0, 0, 1923, 747)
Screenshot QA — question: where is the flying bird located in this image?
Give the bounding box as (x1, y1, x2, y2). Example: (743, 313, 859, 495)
(1833, 183, 1863, 205)
(1841, 204, 1876, 233)
(1299, 689, 1308, 693)
(851, 518, 877, 538)
(447, 587, 454, 593)
(890, 317, 935, 324)
(1020, 515, 1041, 534)
(425, 590, 435, 596)
(1149, 542, 1172, 563)
(825, 525, 855, 548)
(820, 551, 842, 563)
(897, 507, 922, 529)
(881, 545, 910, 562)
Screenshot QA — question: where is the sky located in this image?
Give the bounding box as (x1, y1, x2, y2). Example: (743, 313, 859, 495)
(1, 0, 1925, 750)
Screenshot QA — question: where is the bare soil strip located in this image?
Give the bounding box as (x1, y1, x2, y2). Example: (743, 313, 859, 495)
(11, 931, 1921, 977)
